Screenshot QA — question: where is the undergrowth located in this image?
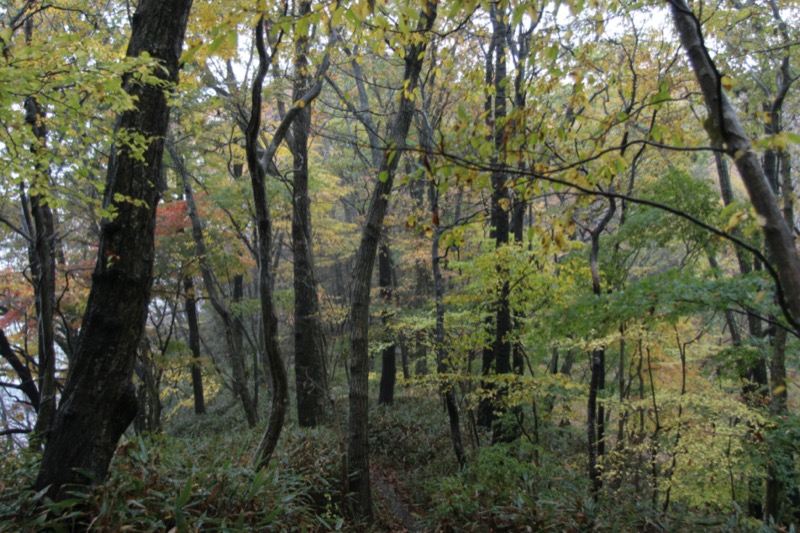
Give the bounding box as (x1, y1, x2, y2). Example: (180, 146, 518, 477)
(0, 383, 777, 531)
(1, 402, 346, 532)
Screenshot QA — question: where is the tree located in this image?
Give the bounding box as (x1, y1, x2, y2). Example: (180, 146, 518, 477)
(668, 0, 800, 333)
(347, 0, 438, 519)
(34, 0, 194, 499)
(289, 0, 331, 427)
(248, 14, 289, 473)
(171, 141, 258, 427)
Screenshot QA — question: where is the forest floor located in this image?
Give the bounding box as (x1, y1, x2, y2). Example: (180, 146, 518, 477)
(0, 378, 776, 532)
(372, 460, 423, 532)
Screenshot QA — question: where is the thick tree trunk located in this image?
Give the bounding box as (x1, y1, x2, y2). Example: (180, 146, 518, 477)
(348, 3, 438, 520)
(34, 0, 194, 499)
(291, 0, 329, 427)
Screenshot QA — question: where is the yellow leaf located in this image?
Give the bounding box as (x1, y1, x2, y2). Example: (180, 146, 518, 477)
(724, 211, 744, 232)
(721, 76, 735, 91)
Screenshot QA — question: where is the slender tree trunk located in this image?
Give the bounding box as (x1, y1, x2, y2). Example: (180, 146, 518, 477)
(765, 118, 793, 525)
(179, 157, 258, 427)
(348, 3, 438, 520)
(587, 199, 616, 497)
(669, 0, 800, 332)
(479, 1, 514, 441)
(134, 339, 162, 434)
(0, 329, 40, 410)
(23, 17, 57, 449)
(34, 0, 194, 499)
(378, 241, 396, 406)
(184, 277, 205, 415)
(432, 200, 467, 468)
(248, 18, 288, 472)
(400, 335, 411, 380)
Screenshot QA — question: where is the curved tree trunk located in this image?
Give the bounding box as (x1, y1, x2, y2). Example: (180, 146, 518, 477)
(248, 17, 288, 473)
(669, 0, 800, 332)
(34, 0, 194, 500)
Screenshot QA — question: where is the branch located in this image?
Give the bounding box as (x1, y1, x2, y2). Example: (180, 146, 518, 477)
(434, 149, 799, 334)
(259, 33, 335, 172)
(0, 427, 33, 437)
(0, 329, 40, 410)
(0, 212, 33, 242)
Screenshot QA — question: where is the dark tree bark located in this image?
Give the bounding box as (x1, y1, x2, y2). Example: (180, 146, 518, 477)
(248, 17, 288, 473)
(377, 241, 396, 406)
(476, 5, 498, 433)
(290, 0, 329, 427)
(23, 16, 57, 449)
(431, 196, 467, 469)
(183, 277, 205, 415)
(678, 0, 796, 518)
(133, 339, 162, 434)
(0, 329, 39, 410)
(587, 199, 616, 497)
(763, 46, 794, 524)
(478, 0, 516, 443)
(348, 3, 438, 520)
(34, 0, 194, 499)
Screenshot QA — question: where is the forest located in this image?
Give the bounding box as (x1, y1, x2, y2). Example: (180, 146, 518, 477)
(0, 0, 799, 530)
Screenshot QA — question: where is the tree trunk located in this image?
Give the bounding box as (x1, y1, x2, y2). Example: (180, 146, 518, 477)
(134, 339, 162, 434)
(348, 3, 438, 520)
(587, 199, 616, 497)
(291, 0, 329, 427)
(184, 277, 206, 415)
(34, 0, 194, 499)
(378, 241, 396, 406)
(248, 18, 288, 473)
(178, 157, 258, 427)
(432, 208, 467, 469)
(765, 93, 793, 525)
(0, 329, 40, 410)
(488, 0, 515, 444)
(23, 17, 57, 449)
(669, 0, 800, 332)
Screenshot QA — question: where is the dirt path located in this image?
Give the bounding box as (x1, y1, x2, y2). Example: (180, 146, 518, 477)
(371, 463, 425, 532)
